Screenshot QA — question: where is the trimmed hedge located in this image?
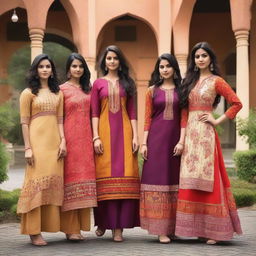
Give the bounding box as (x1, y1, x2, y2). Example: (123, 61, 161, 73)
(233, 150, 256, 183)
(0, 189, 20, 223)
(0, 142, 9, 183)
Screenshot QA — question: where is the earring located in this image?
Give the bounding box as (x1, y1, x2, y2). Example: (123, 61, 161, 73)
(159, 75, 163, 80)
(105, 66, 108, 72)
(119, 66, 122, 71)
(194, 65, 198, 72)
(67, 72, 71, 79)
(210, 63, 214, 71)
(173, 72, 178, 79)
(50, 74, 53, 79)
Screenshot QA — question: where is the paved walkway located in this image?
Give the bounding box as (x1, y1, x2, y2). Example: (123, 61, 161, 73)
(0, 209, 255, 256)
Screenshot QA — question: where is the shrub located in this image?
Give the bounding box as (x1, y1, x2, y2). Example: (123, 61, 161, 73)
(232, 188, 256, 207)
(0, 102, 23, 145)
(233, 150, 256, 183)
(0, 189, 20, 211)
(237, 109, 256, 148)
(0, 142, 9, 183)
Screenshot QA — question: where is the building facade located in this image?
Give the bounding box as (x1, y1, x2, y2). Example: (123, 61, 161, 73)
(0, 0, 255, 150)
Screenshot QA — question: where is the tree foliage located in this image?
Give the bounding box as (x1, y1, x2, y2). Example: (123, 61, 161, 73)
(8, 42, 72, 91)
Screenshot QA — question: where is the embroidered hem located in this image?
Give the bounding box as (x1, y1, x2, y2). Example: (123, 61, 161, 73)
(179, 177, 214, 192)
(140, 190, 178, 235)
(96, 177, 140, 201)
(62, 181, 97, 211)
(17, 175, 63, 214)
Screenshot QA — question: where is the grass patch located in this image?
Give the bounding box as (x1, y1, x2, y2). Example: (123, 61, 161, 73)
(231, 178, 256, 207)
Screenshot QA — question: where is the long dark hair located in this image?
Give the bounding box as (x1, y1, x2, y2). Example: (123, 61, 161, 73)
(180, 42, 221, 108)
(149, 53, 182, 89)
(99, 45, 136, 96)
(66, 52, 91, 93)
(26, 54, 59, 95)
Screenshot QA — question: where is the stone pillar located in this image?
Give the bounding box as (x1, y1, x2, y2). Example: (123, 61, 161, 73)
(234, 30, 250, 150)
(29, 28, 44, 62)
(175, 53, 188, 78)
(85, 57, 97, 82)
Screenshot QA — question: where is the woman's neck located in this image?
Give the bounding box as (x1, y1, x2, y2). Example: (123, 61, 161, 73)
(68, 77, 80, 86)
(199, 68, 212, 78)
(40, 79, 48, 88)
(105, 70, 119, 80)
(161, 78, 175, 88)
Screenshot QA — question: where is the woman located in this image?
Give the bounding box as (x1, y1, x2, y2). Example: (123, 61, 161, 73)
(91, 45, 140, 242)
(60, 53, 97, 240)
(140, 54, 185, 244)
(175, 42, 243, 244)
(17, 54, 66, 246)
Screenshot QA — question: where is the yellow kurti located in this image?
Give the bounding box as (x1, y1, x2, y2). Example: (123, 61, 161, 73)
(17, 88, 64, 234)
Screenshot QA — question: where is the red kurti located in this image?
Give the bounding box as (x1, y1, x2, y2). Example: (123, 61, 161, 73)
(60, 83, 97, 212)
(175, 75, 243, 241)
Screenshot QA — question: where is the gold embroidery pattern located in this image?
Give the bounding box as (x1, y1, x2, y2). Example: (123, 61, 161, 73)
(17, 175, 63, 213)
(108, 80, 120, 113)
(163, 89, 174, 120)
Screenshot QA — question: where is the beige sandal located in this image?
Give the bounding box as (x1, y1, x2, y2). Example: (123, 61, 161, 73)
(30, 234, 47, 246)
(158, 235, 171, 244)
(206, 239, 217, 245)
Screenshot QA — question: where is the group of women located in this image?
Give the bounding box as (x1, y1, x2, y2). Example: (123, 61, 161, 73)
(17, 42, 242, 247)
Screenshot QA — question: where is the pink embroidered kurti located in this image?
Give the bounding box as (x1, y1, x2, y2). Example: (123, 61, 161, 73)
(175, 75, 243, 240)
(60, 83, 97, 211)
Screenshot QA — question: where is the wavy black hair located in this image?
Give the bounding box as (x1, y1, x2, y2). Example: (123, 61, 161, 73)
(99, 45, 136, 96)
(149, 53, 182, 88)
(66, 52, 91, 93)
(26, 54, 59, 95)
(180, 42, 221, 108)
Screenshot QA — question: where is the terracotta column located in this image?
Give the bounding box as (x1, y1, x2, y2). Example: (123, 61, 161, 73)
(230, 0, 253, 150)
(87, 0, 97, 80)
(158, 0, 171, 55)
(175, 53, 188, 78)
(29, 28, 44, 62)
(173, 0, 196, 77)
(234, 30, 250, 150)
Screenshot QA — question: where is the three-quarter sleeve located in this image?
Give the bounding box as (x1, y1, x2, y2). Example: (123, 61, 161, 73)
(180, 108, 188, 128)
(126, 93, 137, 120)
(19, 89, 32, 124)
(144, 87, 153, 131)
(215, 77, 242, 119)
(57, 91, 64, 124)
(91, 81, 101, 118)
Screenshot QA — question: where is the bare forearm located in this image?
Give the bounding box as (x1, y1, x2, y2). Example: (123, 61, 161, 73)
(142, 131, 149, 145)
(21, 124, 31, 148)
(92, 117, 99, 138)
(58, 124, 65, 139)
(131, 119, 138, 139)
(215, 114, 228, 126)
(178, 128, 186, 144)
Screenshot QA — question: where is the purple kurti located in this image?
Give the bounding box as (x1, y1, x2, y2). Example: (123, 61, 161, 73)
(91, 78, 140, 229)
(140, 87, 181, 235)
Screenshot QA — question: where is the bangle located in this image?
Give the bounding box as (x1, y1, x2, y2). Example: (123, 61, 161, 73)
(142, 143, 147, 146)
(178, 142, 184, 146)
(93, 136, 100, 143)
(25, 147, 31, 151)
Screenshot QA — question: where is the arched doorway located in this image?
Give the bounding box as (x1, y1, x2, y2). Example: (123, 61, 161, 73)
(189, 0, 237, 149)
(96, 14, 158, 139)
